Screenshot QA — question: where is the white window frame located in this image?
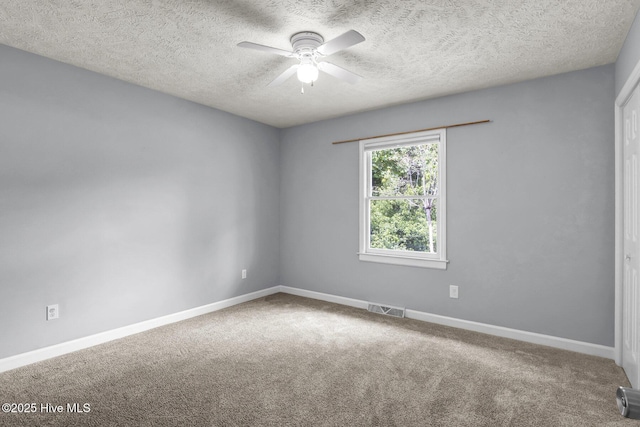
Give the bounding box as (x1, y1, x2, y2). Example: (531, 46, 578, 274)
(358, 129, 448, 269)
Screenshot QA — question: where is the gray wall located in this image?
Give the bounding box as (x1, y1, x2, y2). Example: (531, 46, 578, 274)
(0, 45, 280, 359)
(0, 39, 618, 359)
(280, 64, 615, 346)
(616, 8, 640, 96)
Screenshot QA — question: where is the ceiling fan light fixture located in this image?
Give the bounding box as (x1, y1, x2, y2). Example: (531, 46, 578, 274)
(297, 62, 319, 84)
(238, 30, 365, 87)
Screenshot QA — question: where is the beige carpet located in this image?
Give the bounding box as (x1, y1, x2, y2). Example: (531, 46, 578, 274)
(0, 293, 634, 426)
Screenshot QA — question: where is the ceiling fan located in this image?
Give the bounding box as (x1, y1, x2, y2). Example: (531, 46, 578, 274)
(238, 30, 365, 89)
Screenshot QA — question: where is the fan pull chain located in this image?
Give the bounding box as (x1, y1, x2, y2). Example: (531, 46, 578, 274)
(300, 81, 315, 95)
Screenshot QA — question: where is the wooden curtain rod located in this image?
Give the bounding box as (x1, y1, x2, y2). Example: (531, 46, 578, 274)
(331, 119, 492, 145)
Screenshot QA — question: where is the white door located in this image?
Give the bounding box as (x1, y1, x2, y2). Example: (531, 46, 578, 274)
(623, 84, 640, 388)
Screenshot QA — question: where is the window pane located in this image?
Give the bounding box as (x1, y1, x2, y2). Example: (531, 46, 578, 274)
(371, 144, 438, 197)
(370, 198, 437, 253)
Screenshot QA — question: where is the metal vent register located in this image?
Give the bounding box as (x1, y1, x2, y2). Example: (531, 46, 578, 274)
(367, 303, 405, 318)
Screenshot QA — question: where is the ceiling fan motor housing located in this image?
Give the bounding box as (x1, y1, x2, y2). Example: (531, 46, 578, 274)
(290, 31, 324, 58)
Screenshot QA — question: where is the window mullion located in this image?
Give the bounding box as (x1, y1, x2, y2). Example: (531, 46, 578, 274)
(369, 195, 438, 201)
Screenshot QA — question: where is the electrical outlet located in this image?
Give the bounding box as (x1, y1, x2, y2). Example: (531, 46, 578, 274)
(449, 285, 459, 299)
(47, 304, 59, 320)
(241, 269, 247, 279)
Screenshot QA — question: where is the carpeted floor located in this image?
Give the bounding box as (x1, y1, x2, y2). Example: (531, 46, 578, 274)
(0, 293, 634, 426)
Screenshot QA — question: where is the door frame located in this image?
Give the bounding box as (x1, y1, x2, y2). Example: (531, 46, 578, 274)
(616, 59, 640, 366)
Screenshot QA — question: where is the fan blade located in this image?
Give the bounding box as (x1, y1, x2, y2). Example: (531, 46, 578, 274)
(316, 30, 365, 56)
(237, 41, 294, 57)
(268, 64, 299, 87)
(317, 62, 362, 84)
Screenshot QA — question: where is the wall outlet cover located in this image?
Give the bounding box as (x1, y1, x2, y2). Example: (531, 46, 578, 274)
(47, 304, 59, 320)
(449, 285, 459, 299)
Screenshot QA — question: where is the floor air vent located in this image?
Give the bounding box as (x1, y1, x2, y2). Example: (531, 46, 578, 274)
(367, 303, 405, 318)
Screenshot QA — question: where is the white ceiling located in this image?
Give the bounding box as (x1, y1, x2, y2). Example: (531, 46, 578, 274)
(1, 1, 639, 128)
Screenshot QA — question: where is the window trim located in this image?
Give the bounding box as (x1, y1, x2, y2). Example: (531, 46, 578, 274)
(358, 129, 448, 270)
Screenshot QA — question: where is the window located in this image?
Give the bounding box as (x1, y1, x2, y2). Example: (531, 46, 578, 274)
(359, 129, 447, 269)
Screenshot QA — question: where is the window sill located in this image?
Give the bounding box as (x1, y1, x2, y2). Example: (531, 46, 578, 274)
(358, 253, 448, 270)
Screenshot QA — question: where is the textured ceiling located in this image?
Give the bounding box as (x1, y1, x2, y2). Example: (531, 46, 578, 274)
(1, 1, 639, 128)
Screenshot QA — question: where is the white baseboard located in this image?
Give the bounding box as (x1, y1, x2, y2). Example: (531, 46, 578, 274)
(0, 286, 280, 373)
(404, 309, 614, 359)
(279, 286, 369, 310)
(277, 286, 615, 360)
(1, 285, 615, 373)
